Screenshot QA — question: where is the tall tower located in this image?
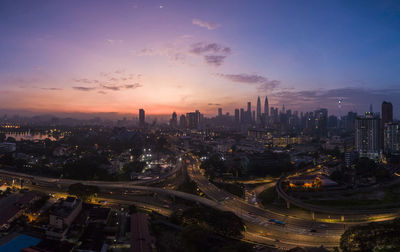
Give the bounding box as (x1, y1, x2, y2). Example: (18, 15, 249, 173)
(355, 113, 380, 159)
(170, 112, 177, 127)
(234, 109, 240, 124)
(264, 96, 269, 125)
(264, 96, 269, 116)
(256, 96, 261, 123)
(139, 108, 145, 127)
(381, 101, 393, 149)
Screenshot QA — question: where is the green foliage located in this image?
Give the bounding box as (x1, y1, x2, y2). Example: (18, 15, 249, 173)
(68, 183, 99, 202)
(180, 224, 252, 252)
(177, 179, 199, 195)
(355, 157, 378, 176)
(128, 204, 138, 214)
(0, 133, 6, 142)
(247, 151, 294, 177)
(213, 182, 244, 198)
(201, 154, 225, 180)
(340, 218, 400, 252)
(63, 155, 110, 180)
(258, 186, 276, 207)
(30, 195, 50, 212)
(179, 206, 245, 238)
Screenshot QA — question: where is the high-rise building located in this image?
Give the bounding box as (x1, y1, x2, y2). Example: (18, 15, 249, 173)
(381, 101, 393, 148)
(170, 112, 178, 127)
(240, 108, 245, 124)
(264, 96, 269, 125)
(139, 109, 145, 127)
(256, 96, 261, 123)
(218, 108, 222, 117)
(234, 109, 240, 124)
(186, 111, 201, 129)
(179, 114, 186, 128)
(314, 108, 328, 136)
(355, 112, 380, 159)
(247, 102, 251, 113)
(384, 122, 400, 154)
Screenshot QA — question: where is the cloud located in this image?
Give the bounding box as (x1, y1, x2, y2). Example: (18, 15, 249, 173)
(72, 71, 143, 92)
(216, 73, 281, 90)
(125, 83, 142, 89)
(73, 78, 92, 84)
(190, 42, 231, 66)
(204, 55, 226, 66)
(102, 85, 121, 91)
(106, 39, 124, 44)
(208, 103, 221, 106)
(192, 18, 220, 30)
(41, 87, 63, 91)
(73, 86, 97, 91)
(190, 42, 231, 55)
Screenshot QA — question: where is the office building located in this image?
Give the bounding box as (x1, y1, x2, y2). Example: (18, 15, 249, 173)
(139, 109, 145, 127)
(256, 96, 261, 123)
(381, 101, 393, 148)
(170, 112, 178, 127)
(355, 112, 380, 159)
(234, 109, 240, 124)
(384, 122, 400, 154)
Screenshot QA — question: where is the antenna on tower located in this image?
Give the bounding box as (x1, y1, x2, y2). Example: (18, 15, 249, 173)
(338, 98, 343, 120)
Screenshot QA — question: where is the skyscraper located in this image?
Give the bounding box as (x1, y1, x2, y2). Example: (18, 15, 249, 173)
(381, 101, 393, 148)
(240, 108, 245, 124)
(170, 112, 178, 127)
(384, 122, 400, 154)
(179, 114, 186, 128)
(355, 112, 380, 159)
(314, 108, 328, 136)
(234, 109, 240, 124)
(256, 96, 261, 123)
(264, 96, 269, 124)
(247, 102, 252, 123)
(139, 108, 145, 127)
(218, 108, 222, 117)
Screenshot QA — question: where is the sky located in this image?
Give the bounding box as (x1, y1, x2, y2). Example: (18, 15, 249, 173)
(1, 0, 400, 117)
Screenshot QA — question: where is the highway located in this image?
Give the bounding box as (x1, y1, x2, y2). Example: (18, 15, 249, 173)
(186, 156, 344, 249)
(0, 160, 343, 249)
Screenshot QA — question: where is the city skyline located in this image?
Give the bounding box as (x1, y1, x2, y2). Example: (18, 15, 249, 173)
(2, 0, 400, 117)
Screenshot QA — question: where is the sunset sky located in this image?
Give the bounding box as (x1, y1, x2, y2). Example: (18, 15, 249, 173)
(1, 0, 400, 117)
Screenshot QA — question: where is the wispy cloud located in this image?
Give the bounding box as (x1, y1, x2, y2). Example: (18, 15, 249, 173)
(41, 87, 63, 91)
(73, 86, 97, 91)
(190, 42, 231, 66)
(208, 103, 221, 106)
(72, 71, 142, 92)
(192, 18, 220, 30)
(216, 73, 281, 90)
(106, 39, 124, 44)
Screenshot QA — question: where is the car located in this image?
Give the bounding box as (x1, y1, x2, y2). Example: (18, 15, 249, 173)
(309, 229, 317, 233)
(319, 224, 327, 228)
(275, 239, 281, 243)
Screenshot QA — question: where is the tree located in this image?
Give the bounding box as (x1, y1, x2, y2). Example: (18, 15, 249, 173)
(68, 183, 99, 202)
(128, 204, 138, 214)
(0, 133, 6, 142)
(340, 219, 400, 252)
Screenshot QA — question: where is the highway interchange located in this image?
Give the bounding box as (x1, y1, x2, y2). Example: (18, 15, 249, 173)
(1, 153, 397, 250)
